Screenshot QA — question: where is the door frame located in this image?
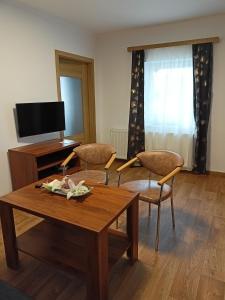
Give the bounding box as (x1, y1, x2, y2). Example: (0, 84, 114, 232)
(55, 50, 96, 143)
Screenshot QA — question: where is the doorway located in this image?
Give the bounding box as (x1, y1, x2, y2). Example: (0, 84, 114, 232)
(55, 50, 96, 144)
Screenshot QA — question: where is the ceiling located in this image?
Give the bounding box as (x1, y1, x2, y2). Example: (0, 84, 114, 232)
(11, 0, 225, 33)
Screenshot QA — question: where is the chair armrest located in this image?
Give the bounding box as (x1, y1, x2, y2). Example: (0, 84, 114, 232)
(105, 153, 117, 170)
(157, 167, 181, 186)
(61, 151, 76, 168)
(116, 157, 138, 173)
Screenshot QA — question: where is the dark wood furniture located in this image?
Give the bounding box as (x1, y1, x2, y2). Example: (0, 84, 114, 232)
(8, 139, 80, 190)
(0, 176, 139, 300)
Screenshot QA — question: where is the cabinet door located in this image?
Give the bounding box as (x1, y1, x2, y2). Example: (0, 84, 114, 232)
(8, 152, 37, 190)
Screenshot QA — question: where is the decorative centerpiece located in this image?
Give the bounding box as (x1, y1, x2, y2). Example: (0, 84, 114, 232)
(42, 177, 92, 199)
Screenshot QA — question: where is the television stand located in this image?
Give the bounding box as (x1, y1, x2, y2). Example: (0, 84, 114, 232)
(8, 139, 80, 190)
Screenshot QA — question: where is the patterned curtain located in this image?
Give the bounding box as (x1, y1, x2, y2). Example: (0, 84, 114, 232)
(127, 50, 145, 159)
(192, 43, 213, 174)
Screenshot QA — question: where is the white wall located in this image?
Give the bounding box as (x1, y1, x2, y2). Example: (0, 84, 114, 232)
(1, 4, 225, 196)
(95, 14, 225, 172)
(0, 1, 95, 195)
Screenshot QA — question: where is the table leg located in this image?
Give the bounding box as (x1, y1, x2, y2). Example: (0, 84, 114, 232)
(86, 228, 108, 300)
(127, 194, 139, 263)
(0, 205, 19, 269)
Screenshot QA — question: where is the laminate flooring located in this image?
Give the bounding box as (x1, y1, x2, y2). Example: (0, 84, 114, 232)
(1, 162, 225, 299)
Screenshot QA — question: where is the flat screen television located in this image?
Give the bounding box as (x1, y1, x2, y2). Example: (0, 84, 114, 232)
(16, 102, 65, 137)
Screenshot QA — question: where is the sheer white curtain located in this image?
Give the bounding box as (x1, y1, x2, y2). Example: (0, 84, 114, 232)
(144, 45, 195, 169)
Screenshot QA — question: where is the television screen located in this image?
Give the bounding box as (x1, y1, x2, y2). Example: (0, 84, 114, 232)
(16, 102, 65, 137)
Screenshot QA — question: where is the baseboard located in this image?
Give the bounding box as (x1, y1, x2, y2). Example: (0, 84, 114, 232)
(181, 169, 225, 176)
(115, 158, 225, 176)
(208, 170, 225, 176)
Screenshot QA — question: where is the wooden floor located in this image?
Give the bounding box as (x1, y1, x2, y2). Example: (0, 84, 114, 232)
(1, 162, 225, 299)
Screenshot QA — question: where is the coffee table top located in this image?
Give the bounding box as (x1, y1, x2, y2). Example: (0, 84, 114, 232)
(0, 176, 138, 233)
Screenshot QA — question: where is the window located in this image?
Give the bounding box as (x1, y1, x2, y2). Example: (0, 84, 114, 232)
(144, 45, 195, 169)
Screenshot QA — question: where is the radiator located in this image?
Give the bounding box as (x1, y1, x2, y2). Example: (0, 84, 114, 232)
(110, 128, 192, 169)
(110, 128, 128, 159)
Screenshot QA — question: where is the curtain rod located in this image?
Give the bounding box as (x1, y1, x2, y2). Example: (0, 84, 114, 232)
(127, 36, 220, 52)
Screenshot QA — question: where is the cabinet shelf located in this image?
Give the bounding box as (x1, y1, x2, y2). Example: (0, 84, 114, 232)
(37, 159, 64, 171)
(37, 156, 77, 172)
(8, 139, 80, 190)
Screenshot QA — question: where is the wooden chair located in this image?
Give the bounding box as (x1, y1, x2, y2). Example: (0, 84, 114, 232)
(117, 150, 184, 251)
(61, 143, 116, 185)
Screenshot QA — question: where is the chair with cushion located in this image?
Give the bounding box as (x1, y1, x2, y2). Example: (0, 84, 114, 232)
(61, 143, 116, 185)
(117, 150, 184, 251)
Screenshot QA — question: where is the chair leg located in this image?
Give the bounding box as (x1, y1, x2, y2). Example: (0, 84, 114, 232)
(148, 203, 151, 217)
(155, 203, 161, 251)
(116, 218, 119, 229)
(170, 194, 175, 229)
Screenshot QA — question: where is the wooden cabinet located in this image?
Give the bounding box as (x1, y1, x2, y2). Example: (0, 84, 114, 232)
(8, 139, 80, 190)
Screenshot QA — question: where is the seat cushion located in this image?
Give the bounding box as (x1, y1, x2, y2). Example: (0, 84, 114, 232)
(69, 170, 106, 184)
(120, 180, 172, 203)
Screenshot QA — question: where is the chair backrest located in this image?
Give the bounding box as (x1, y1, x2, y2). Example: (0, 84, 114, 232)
(74, 143, 116, 165)
(137, 150, 184, 176)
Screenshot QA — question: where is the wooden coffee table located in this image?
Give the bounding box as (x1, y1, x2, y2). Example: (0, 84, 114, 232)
(0, 176, 139, 300)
